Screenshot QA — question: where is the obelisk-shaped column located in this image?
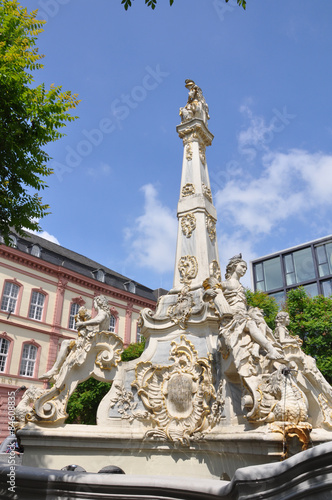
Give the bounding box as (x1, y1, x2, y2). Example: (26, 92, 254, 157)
(172, 80, 221, 290)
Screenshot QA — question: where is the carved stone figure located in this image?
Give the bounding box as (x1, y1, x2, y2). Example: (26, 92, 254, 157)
(179, 79, 210, 125)
(14, 295, 124, 426)
(205, 255, 283, 362)
(41, 296, 111, 380)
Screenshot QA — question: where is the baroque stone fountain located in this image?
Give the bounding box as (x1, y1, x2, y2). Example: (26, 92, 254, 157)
(15, 80, 332, 479)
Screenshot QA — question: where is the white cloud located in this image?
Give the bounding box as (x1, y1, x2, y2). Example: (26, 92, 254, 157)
(218, 229, 257, 288)
(26, 229, 60, 245)
(215, 149, 332, 236)
(124, 184, 177, 273)
(86, 162, 112, 177)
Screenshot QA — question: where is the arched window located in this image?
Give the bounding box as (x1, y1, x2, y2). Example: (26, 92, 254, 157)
(29, 291, 46, 321)
(69, 302, 80, 330)
(0, 338, 10, 372)
(19, 344, 38, 377)
(31, 244, 41, 257)
(1, 282, 20, 314)
(109, 315, 116, 333)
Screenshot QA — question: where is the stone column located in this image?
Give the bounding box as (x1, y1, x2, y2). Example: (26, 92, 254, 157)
(173, 83, 221, 290)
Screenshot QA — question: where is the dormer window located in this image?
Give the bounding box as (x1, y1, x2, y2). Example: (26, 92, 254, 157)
(94, 269, 105, 283)
(9, 235, 17, 248)
(124, 281, 136, 294)
(31, 244, 41, 257)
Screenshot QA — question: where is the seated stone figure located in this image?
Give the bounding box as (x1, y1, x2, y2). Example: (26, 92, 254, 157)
(204, 255, 283, 362)
(179, 79, 210, 125)
(41, 295, 110, 380)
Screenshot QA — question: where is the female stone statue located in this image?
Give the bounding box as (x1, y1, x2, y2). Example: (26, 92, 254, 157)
(204, 255, 283, 364)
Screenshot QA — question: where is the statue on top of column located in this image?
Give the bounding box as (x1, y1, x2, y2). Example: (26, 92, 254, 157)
(179, 79, 210, 125)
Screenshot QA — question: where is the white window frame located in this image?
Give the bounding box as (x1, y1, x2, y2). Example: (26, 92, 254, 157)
(0, 338, 10, 372)
(19, 344, 37, 377)
(29, 291, 45, 321)
(109, 314, 116, 333)
(69, 302, 80, 330)
(1, 282, 19, 313)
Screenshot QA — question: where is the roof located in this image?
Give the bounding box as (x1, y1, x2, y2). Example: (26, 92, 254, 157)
(3, 231, 160, 303)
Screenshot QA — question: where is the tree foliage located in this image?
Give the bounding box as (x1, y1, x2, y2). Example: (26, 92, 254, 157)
(121, 0, 246, 11)
(121, 339, 145, 361)
(0, 0, 79, 244)
(285, 287, 332, 384)
(66, 378, 111, 425)
(66, 341, 145, 424)
(245, 288, 279, 330)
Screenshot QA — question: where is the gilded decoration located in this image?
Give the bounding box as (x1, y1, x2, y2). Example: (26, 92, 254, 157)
(181, 213, 196, 238)
(132, 335, 216, 444)
(182, 183, 195, 197)
(202, 183, 212, 203)
(167, 285, 194, 329)
(206, 215, 216, 242)
(185, 142, 193, 161)
(178, 255, 198, 284)
(199, 145, 206, 165)
(109, 382, 149, 422)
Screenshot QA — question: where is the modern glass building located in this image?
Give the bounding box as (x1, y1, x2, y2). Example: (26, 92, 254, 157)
(250, 235, 332, 306)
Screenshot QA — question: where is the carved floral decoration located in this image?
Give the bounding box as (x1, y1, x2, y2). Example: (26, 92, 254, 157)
(206, 215, 216, 242)
(178, 255, 198, 284)
(202, 183, 212, 203)
(181, 213, 196, 238)
(167, 286, 194, 329)
(132, 335, 216, 444)
(185, 142, 193, 161)
(182, 183, 195, 197)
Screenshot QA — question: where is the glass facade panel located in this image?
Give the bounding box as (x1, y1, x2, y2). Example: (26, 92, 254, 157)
(292, 247, 315, 283)
(322, 280, 332, 297)
(263, 257, 283, 291)
(302, 282, 318, 297)
(255, 263, 264, 282)
(269, 291, 286, 308)
(316, 243, 332, 277)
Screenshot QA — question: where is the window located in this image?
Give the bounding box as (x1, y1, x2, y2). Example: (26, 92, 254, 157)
(137, 325, 143, 343)
(316, 243, 332, 278)
(0, 338, 10, 372)
(284, 248, 315, 285)
(9, 235, 17, 247)
(31, 245, 41, 257)
(29, 291, 45, 321)
(69, 302, 80, 330)
(254, 257, 283, 292)
(95, 270, 105, 282)
(322, 279, 332, 297)
(20, 344, 37, 377)
(1, 282, 19, 313)
(125, 281, 136, 294)
(109, 315, 116, 333)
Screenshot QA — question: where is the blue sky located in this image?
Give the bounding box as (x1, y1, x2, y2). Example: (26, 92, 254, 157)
(23, 0, 332, 290)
